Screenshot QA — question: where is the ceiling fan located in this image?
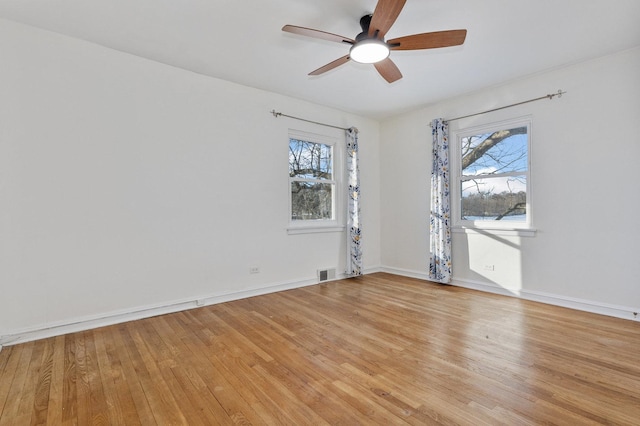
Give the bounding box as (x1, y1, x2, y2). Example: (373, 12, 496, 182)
(282, 0, 467, 83)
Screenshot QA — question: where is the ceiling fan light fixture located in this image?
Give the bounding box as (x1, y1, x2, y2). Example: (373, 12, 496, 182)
(349, 39, 390, 64)
(282, 0, 468, 82)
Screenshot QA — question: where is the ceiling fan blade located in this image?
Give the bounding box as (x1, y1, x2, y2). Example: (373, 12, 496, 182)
(388, 29, 467, 50)
(368, 0, 407, 39)
(282, 25, 354, 44)
(374, 58, 402, 83)
(309, 55, 351, 76)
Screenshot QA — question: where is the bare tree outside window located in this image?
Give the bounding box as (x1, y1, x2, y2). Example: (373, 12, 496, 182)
(460, 125, 529, 222)
(289, 139, 335, 221)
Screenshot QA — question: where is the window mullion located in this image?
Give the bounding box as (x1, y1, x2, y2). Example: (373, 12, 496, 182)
(291, 177, 335, 185)
(461, 170, 527, 182)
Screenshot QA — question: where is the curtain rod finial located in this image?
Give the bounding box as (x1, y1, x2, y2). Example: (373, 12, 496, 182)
(271, 109, 282, 118)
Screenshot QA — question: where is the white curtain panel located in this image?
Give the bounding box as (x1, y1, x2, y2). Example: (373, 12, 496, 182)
(429, 119, 452, 283)
(346, 128, 362, 276)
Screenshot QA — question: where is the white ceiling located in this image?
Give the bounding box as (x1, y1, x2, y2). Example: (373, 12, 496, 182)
(1, 0, 639, 119)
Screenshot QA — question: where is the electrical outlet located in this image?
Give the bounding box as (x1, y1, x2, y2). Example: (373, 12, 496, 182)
(249, 266, 260, 274)
(483, 264, 495, 271)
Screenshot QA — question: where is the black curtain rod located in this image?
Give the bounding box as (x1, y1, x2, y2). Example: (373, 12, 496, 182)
(436, 90, 566, 125)
(271, 110, 355, 132)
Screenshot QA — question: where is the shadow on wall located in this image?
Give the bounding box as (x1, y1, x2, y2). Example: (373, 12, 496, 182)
(453, 229, 525, 297)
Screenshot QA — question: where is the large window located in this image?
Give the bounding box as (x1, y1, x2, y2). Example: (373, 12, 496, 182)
(288, 132, 337, 226)
(454, 118, 532, 231)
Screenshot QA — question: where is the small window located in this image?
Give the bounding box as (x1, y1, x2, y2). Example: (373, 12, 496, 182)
(289, 133, 337, 225)
(454, 118, 532, 231)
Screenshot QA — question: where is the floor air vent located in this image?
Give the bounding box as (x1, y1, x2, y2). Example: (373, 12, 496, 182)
(318, 268, 336, 282)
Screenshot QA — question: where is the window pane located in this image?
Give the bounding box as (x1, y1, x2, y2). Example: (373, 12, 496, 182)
(462, 126, 528, 177)
(461, 176, 526, 221)
(289, 139, 332, 180)
(291, 181, 333, 220)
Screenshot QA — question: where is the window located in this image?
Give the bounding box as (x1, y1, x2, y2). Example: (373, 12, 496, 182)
(454, 118, 533, 234)
(288, 130, 342, 233)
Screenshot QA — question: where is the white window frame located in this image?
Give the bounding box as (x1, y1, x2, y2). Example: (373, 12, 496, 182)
(287, 129, 344, 235)
(451, 117, 535, 237)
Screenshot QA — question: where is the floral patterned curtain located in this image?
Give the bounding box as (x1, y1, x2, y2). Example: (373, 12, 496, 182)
(429, 119, 452, 283)
(346, 127, 362, 276)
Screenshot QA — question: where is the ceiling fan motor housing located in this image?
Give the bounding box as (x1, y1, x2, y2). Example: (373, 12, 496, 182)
(358, 14, 375, 41)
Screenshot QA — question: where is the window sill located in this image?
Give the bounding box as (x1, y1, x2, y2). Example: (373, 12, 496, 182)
(453, 227, 536, 237)
(287, 225, 345, 235)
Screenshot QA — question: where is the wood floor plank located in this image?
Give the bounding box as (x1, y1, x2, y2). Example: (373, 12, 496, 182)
(0, 345, 21, 412)
(161, 310, 270, 424)
(108, 325, 155, 424)
(83, 329, 112, 425)
(61, 334, 78, 425)
(120, 324, 188, 425)
(30, 338, 55, 425)
(0, 344, 28, 425)
(138, 318, 223, 426)
(17, 338, 47, 424)
(45, 335, 66, 425)
(92, 328, 130, 425)
(0, 346, 12, 378)
(73, 332, 92, 425)
(148, 316, 226, 426)
(1, 273, 639, 425)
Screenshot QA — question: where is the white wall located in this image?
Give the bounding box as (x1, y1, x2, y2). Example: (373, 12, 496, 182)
(2, 17, 638, 345)
(0, 19, 381, 341)
(380, 46, 640, 319)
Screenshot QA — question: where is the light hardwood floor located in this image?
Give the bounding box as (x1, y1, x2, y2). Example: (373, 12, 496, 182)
(1, 273, 639, 425)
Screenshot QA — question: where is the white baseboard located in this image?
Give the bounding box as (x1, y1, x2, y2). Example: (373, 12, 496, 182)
(0, 275, 325, 347)
(363, 265, 383, 275)
(4, 267, 636, 347)
(380, 266, 640, 322)
(379, 266, 431, 281)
